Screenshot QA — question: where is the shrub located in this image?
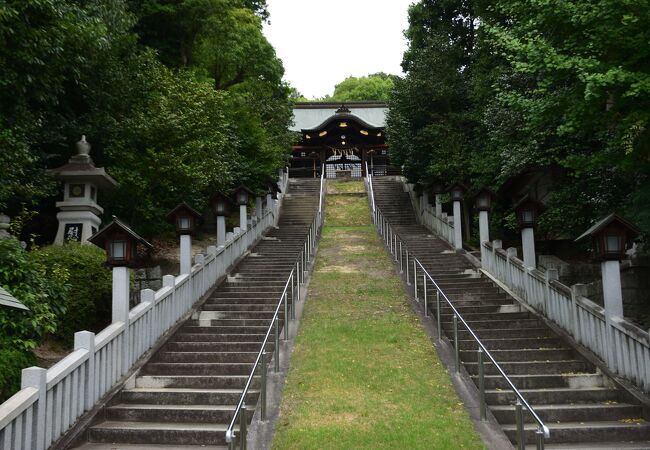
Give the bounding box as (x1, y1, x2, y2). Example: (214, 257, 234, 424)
(0, 341, 35, 402)
(32, 242, 112, 345)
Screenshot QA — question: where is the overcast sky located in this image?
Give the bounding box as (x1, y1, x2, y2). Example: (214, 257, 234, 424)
(263, 0, 413, 100)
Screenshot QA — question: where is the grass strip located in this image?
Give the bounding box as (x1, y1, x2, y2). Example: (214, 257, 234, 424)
(271, 182, 484, 450)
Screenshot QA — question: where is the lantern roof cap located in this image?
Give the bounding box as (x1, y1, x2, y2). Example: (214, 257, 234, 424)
(513, 194, 545, 211)
(0, 286, 28, 311)
(265, 178, 282, 194)
(448, 181, 468, 192)
(89, 216, 153, 250)
(473, 187, 497, 199)
(575, 213, 640, 243)
(233, 184, 255, 196)
(209, 191, 235, 205)
(47, 136, 118, 190)
(165, 201, 202, 224)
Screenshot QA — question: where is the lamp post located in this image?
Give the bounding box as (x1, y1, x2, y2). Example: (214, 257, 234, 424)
(449, 183, 466, 250)
(210, 193, 231, 247)
(166, 202, 202, 275)
(576, 214, 640, 318)
(234, 185, 254, 232)
(89, 217, 152, 325)
(514, 195, 544, 269)
(309, 151, 319, 178)
(475, 189, 495, 244)
(431, 182, 445, 218)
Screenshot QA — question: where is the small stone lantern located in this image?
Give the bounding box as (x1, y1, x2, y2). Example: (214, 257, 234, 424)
(448, 183, 466, 250)
(576, 213, 640, 318)
(234, 185, 255, 232)
(474, 188, 496, 244)
(89, 217, 152, 325)
(166, 202, 202, 274)
(48, 136, 117, 244)
(210, 193, 233, 247)
(514, 195, 544, 268)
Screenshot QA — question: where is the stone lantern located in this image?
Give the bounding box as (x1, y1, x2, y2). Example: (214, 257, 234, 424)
(89, 217, 152, 325)
(514, 195, 544, 268)
(448, 183, 466, 250)
(48, 136, 117, 244)
(576, 213, 640, 318)
(166, 202, 202, 275)
(474, 188, 496, 244)
(210, 193, 232, 247)
(233, 185, 255, 232)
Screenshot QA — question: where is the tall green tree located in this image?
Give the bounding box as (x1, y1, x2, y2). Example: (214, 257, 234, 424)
(326, 73, 396, 102)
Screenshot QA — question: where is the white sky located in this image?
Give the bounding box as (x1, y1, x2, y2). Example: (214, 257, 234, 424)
(263, 0, 413, 100)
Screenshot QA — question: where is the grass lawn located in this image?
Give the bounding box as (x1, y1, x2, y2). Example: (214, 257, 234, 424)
(271, 182, 484, 450)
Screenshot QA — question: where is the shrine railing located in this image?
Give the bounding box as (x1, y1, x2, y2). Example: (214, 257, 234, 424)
(0, 170, 290, 450)
(481, 240, 650, 393)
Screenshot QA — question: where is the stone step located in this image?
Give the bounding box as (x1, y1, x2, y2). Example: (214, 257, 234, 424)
(135, 375, 259, 390)
(464, 359, 592, 376)
(169, 333, 265, 343)
(502, 421, 650, 445)
(155, 351, 260, 364)
(457, 327, 552, 340)
(164, 341, 269, 353)
(185, 318, 274, 327)
(120, 388, 258, 407)
(200, 303, 280, 312)
(442, 318, 541, 330)
(88, 421, 232, 446)
(179, 325, 270, 335)
(474, 373, 603, 390)
(484, 387, 620, 405)
(105, 404, 252, 424)
(459, 347, 575, 363)
(525, 442, 650, 449)
(75, 444, 227, 450)
(491, 403, 643, 424)
(459, 336, 564, 351)
(143, 362, 254, 376)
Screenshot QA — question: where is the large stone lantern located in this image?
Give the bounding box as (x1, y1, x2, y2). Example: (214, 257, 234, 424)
(210, 192, 233, 247)
(514, 195, 544, 268)
(48, 136, 117, 244)
(448, 182, 466, 250)
(166, 202, 202, 275)
(234, 185, 255, 232)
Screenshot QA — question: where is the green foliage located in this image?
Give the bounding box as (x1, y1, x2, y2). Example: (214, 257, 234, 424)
(0, 239, 67, 350)
(31, 243, 112, 345)
(325, 73, 395, 102)
(0, 342, 36, 403)
(388, 0, 650, 239)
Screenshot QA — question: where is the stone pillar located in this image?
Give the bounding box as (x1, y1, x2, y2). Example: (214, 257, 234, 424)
(479, 210, 489, 244)
(435, 194, 442, 217)
(521, 227, 536, 268)
(216, 215, 226, 247)
(256, 196, 263, 218)
(601, 260, 624, 318)
(239, 204, 247, 232)
(422, 192, 429, 211)
(266, 193, 273, 212)
(453, 200, 462, 250)
(112, 266, 130, 324)
(180, 234, 192, 275)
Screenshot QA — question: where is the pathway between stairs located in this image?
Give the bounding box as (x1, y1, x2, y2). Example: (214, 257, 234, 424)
(271, 181, 484, 450)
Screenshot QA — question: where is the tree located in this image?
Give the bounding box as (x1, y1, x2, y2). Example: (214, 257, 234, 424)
(326, 73, 396, 102)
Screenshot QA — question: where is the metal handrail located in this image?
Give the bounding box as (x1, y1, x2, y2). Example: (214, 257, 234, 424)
(367, 175, 548, 450)
(225, 188, 323, 450)
(318, 163, 325, 219)
(365, 162, 376, 213)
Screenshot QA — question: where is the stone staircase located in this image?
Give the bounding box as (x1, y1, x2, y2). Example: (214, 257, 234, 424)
(73, 179, 320, 449)
(372, 177, 650, 449)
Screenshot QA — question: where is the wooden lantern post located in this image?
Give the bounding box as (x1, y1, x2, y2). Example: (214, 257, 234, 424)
(234, 185, 255, 232)
(431, 182, 445, 218)
(166, 202, 202, 275)
(89, 217, 152, 324)
(210, 193, 232, 247)
(514, 195, 544, 269)
(449, 183, 466, 250)
(576, 213, 640, 318)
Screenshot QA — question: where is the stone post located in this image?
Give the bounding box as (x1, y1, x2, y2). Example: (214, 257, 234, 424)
(180, 234, 192, 275)
(521, 227, 536, 268)
(21, 367, 47, 450)
(453, 200, 462, 250)
(256, 196, 263, 219)
(266, 193, 273, 212)
(422, 192, 429, 212)
(112, 266, 130, 374)
(239, 204, 247, 232)
(216, 215, 226, 247)
(601, 260, 624, 318)
(435, 195, 442, 217)
(479, 210, 490, 244)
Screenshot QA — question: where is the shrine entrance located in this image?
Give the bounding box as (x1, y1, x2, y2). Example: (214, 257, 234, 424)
(289, 103, 396, 178)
